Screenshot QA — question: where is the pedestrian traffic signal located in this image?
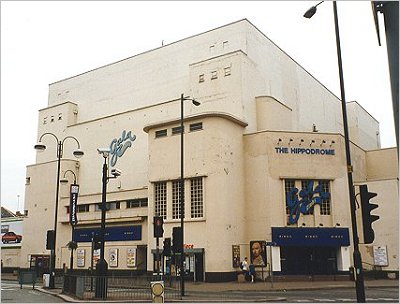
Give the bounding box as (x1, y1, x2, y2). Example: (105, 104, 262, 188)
(172, 227, 182, 253)
(46, 230, 55, 250)
(93, 234, 102, 250)
(359, 184, 379, 244)
(154, 216, 164, 238)
(163, 237, 171, 256)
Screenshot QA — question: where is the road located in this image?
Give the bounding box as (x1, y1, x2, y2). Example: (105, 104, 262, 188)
(1, 281, 64, 303)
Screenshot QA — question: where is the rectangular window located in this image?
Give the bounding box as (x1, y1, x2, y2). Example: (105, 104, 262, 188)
(199, 74, 205, 83)
(66, 206, 70, 214)
(77, 204, 90, 213)
(224, 67, 231, 76)
(285, 179, 295, 215)
(172, 180, 182, 219)
(191, 177, 203, 218)
(127, 198, 148, 208)
(155, 129, 167, 138)
(301, 180, 314, 215)
(211, 71, 218, 80)
(190, 122, 203, 132)
(319, 180, 331, 215)
(223, 40, 229, 49)
(172, 126, 184, 135)
(154, 182, 167, 219)
(58, 113, 62, 120)
(25, 177, 31, 185)
(95, 201, 120, 211)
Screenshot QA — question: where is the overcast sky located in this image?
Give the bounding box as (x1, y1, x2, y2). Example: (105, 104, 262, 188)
(1, 1, 396, 213)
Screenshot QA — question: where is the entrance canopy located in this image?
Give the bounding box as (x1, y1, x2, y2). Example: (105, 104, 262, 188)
(272, 227, 350, 247)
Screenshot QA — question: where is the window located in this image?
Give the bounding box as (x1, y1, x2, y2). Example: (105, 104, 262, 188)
(285, 179, 295, 215)
(224, 67, 231, 76)
(211, 71, 218, 80)
(127, 198, 148, 208)
(172, 126, 184, 135)
(25, 177, 31, 185)
(191, 177, 203, 218)
(301, 180, 314, 215)
(199, 74, 205, 83)
(154, 182, 167, 219)
(190, 122, 203, 132)
(43, 117, 47, 125)
(95, 201, 120, 211)
(66, 206, 70, 214)
(319, 180, 331, 215)
(50, 116, 55, 123)
(58, 113, 62, 120)
(223, 40, 229, 49)
(77, 204, 90, 213)
(172, 180, 182, 219)
(155, 129, 167, 138)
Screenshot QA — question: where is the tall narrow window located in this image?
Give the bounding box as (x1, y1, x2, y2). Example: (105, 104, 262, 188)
(319, 180, 331, 215)
(172, 180, 182, 219)
(285, 179, 296, 215)
(191, 177, 203, 218)
(301, 180, 314, 215)
(154, 182, 167, 219)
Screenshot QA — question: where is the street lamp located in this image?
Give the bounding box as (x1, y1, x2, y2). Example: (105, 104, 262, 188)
(34, 133, 84, 289)
(304, 2, 366, 302)
(95, 148, 122, 300)
(179, 93, 201, 297)
(60, 170, 78, 272)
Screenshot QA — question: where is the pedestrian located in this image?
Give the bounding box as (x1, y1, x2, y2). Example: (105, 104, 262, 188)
(240, 257, 249, 275)
(249, 262, 256, 283)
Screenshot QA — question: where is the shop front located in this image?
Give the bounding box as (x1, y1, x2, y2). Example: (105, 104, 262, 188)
(272, 227, 350, 275)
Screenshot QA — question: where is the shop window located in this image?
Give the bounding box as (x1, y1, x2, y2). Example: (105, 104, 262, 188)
(191, 177, 203, 218)
(154, 182, 167, 219)
(127, 198, 148, 208)
(190, 122, 203, 132)
(172, 180, 182, 219)
(155, 129, 167, 138)
(172, 126, 184, 135)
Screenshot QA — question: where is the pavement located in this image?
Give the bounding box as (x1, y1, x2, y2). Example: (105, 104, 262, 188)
(2, 272, 398, 303)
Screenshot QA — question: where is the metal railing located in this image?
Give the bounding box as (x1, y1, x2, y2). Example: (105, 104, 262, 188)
(63, 274, 180, 301)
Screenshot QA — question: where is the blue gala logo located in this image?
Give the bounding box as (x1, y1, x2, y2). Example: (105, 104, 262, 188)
(110, 130, 136, 167)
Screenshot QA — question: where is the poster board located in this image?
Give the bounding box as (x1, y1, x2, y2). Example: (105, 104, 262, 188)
(373, 245, 388, 266)
(109, 248, 118, 267)
(77, 249, 85, 267)
(127, 248, 137, 267)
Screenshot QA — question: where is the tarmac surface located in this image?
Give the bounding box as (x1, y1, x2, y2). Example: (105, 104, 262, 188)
(2, 272, 398, 303)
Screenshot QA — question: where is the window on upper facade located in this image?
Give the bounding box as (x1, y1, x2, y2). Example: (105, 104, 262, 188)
(127, 198, 148, 208)
(58, 113, 62, 120)
(223, 41, 229, 49)
(25, 177, 31, 185)
(95, 201, 120, 211)
(190, 122, 203, 132)
(50, 116, 55, 123)
(285, 179, 331, 225)
(191, 177, 203, 218)
(199, 74, 205, 83)
(211, 71, 218, 80)
(172, 126, 184, 135)
(224, 66, 231, 76)
(77, 204, 90, 213)
(43, 117, 48, 125)
(155, 129, 167, 138)
(154, 182, 167, 219)
(172, 180, 182, 219)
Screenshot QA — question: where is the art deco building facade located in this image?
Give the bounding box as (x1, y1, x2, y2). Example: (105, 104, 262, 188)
(21, 19, 398, 281)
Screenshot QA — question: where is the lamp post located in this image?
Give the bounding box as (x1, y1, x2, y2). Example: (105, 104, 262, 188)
(60, 170, 78, 272)
(179, 93, 201, 297)
(34, 133, 84, 289)
(95, 148, 122, 300)
(304, 2, 366, 302)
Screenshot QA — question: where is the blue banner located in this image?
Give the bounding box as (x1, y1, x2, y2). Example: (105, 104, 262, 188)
(74, 225, 142, 242)
(69, 184, 79, 226)
(272, 227, 350, 247)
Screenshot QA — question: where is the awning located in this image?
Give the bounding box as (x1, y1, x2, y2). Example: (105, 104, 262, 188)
(272, 227, 350, 247)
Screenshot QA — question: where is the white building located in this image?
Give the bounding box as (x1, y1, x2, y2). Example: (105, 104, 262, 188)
(21, 19, 398, 281)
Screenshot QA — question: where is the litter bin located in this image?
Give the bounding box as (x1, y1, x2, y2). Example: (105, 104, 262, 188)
(43, 274, 50, 287)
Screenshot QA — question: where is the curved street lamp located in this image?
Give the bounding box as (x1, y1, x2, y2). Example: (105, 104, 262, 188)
(60, 170, 78, 272)
(34, 133, 84, 289)
(179, 93, 201, 297)
(303, 2, 366, 302)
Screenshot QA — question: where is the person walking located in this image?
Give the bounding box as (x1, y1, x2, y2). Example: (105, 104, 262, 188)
(249, 262, 256, 283)
(241, 257, 249, 276)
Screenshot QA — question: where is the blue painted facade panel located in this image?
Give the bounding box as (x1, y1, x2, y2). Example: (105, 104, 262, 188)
(272, 227, 350, 247)
(73, 226, 142, 242)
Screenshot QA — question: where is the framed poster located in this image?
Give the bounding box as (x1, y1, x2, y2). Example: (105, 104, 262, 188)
(109, 248, 118, 267)
(77, 249, 85, 267)
(232, 245, 240, 268)
(250, 240, 266, 267)
(373, 245, 389, 266)
(127, 248, 137, 267)
(93, 249, 100, 267)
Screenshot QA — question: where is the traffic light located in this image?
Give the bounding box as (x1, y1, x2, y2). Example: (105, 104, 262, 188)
(93, 234, 101, 250)
(46, 230, 55, 250)
(163, 237, 171, 256)
(360, 184, 379, 244)
(172, 227, 182, 253)
(154, 216, 164, 238)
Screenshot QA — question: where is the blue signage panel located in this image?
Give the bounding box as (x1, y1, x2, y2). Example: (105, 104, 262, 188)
(272, 227, 350, 247)
(74, 226, 142, 243)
